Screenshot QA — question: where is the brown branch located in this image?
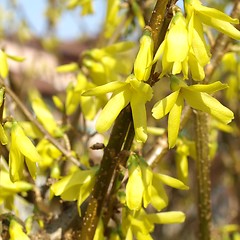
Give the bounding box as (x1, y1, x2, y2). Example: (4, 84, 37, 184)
(79, 0, 174, 239)
(194, 1, 240, 239)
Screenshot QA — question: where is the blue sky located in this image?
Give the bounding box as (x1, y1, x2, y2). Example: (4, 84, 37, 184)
(1, 0, 106, 40)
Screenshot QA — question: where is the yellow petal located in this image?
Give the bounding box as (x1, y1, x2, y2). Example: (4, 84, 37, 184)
(0, 124, 8, 145)
(176, 154, 189, 184)
(25, 158, 37, 180)
(56, 62, 79, 73)
(166, 12, 189, 62)
(152, 90, 180, 119)
(82, 81, 128, 96)
(0, 50, 9, 78)
(134, 28, 154, 81)
(200, 16, 240, 40)
(126, 162, 144, 210)
(190, 15, 211, 66)
(78, 175, 95, 215)
(9, 219, 30, 240)
(183, 89, 234, 124)
(139, 160, 153, 208)
(151, 175, 168, 211)
(128, 78, 153, 102)
(155, 173, 189, 190)
(104, 41, 135, 54)
(152, 39, 165, 64)
(0, 170, 32, 194)
(147, 211, 185, 224)
(186, 81, 228, 94)
(188, 50, 205, 81)
(196, 4, 239, 24)
(131, 98, 148, 143)
(9, 140, 24, 182)
(96, 89, 131, 133)
(12, 123, 41, 162)
(168, 94, 184, 148)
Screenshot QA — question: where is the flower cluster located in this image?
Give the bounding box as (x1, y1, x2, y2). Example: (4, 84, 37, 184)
(122, 207, 185, 239)
(50, 167, 98, 215)
(9, 122, 41, 182)
(153, 1, 240, 80)
(125, 154, 189, 211)
(152, 76, 234, 148)
(83, 29, 154, 143)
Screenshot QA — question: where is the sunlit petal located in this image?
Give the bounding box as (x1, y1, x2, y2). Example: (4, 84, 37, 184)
(82, 81, 128, 96)
(96, 89, 131, 132)
(196, 4, 239, 24)
(131, 98, 148, 143)
(155, 173, 189, 190)
(200, 16, 240, 40)
(168, 94, 184, 148)
(186, 81, 228, 94)
(152, 90, 180, 119)
(126, 164, 144, 210)
(147, 211, 185, 224)
(183, 89, 234, 124)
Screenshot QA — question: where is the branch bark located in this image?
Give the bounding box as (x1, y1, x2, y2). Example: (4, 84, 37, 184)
(79, 0, 174, 239)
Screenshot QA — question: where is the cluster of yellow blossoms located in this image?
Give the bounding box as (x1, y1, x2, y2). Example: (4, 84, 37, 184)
(83, 0, 239, 147)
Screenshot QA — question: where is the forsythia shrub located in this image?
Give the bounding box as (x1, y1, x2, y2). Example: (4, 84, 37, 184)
(0, 0, 240, 239)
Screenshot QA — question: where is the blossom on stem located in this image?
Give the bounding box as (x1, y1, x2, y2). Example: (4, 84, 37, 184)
(125, 154, 189, 211)
(152, 11, 189, 79)
(9, 122, 41, 182)
(152, 76, 234, 148)
(122, 207, 185, 240)
(50, 167, 97, 215)
(185, 0, 240, 40)
(82, 74, 153, 143)
(184, 0, 240, 80)
(134, 28, 154, 81)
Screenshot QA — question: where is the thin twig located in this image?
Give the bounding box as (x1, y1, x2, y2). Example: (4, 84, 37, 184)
(194, 1, 240, 239)
(0, 79, 84, 169)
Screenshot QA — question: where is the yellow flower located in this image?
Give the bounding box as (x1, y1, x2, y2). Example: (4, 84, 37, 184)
(152, 11, 189, 79)
(185, 0, 240, 80)
(83, 41, 135, 85)
(9, 122, 41, 182)
(50, 167, 97, 215)
(0, 170, 33, 209)
(185, 0, 240, 40)
(125, 154, 188, 211)
(9, 219, 30, 240)
(122, 207, 185, 240)
(82, 74, 153, 143)
(134, 28, 154, 81)
(152, 76, 234, 148)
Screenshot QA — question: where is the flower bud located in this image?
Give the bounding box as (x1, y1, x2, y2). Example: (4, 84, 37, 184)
(134, 28, 154, 81)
